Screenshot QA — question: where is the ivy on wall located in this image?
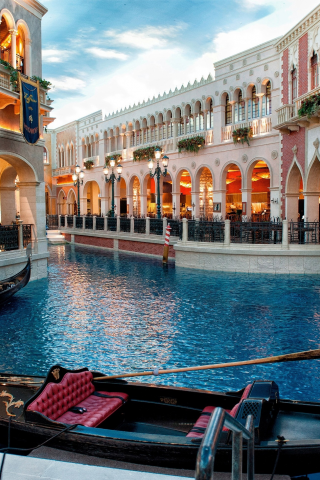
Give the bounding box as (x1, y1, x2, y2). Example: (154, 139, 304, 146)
(133, 146, 162, 162)
(298, 93, 320, 118)
(232, 127, 253, 146)
(0, 60, 51, 91)
(105, 154, 122, 166)
(84, 159, 94, 169)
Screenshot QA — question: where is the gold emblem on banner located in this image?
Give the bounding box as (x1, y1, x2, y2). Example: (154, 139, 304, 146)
(0, 391, 24, 417)
(52, 368, 60, 380)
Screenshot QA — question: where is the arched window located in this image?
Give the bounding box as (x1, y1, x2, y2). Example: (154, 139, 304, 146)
(235, 91, 245, 123)
(311, 52, 318, 90)
(265, 81, 271, 115)
(207, 99, 214, 129)
(225, 95, 232, 125)
(252, 86, 259, 119)
(43, 148, 48, 164)
(292, 68, 297, 102)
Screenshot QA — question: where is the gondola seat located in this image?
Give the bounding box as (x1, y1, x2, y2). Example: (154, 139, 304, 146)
(187, 384, 252, 438)
(26, 370, 128, 428)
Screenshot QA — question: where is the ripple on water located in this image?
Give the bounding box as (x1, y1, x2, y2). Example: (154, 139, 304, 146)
(0, 244, 320, 401)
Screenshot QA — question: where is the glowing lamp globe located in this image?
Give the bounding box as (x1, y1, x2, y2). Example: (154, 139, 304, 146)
(79, 170, 85, 179)
(103, 166, 109, 176)
(148, 158, 154, 170)
(72, 174, 77, 182)
(75, 165, 81, 174)
(117, 164, 123, 175)
(162, 155, 169, 168)
(110, 157, 116, 168)
(154, 147, 162, 160)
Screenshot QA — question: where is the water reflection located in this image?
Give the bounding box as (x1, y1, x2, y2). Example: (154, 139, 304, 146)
(0, 245, 320, 401)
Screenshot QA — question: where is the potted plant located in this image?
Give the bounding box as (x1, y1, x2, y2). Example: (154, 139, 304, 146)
(84, 159, 94, 169)
(105, 154, 122, 166)
(177, 136, 205, 153)
(298, 93, 320, 118)
(232, 127, 253, 146)
(133, 146, 162, 162)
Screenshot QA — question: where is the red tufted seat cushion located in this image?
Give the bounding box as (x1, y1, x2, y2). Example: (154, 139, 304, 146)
(187, 384, 252, 438)
(27, 371, 129, 427)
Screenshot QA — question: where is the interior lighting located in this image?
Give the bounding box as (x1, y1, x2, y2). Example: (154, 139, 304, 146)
(226, 178, 236, 184)
(257, 172, 270, 180)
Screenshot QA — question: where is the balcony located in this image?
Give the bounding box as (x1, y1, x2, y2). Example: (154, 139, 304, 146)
(52, 167, 73, 177)
(222, 118, 272, 142)
(274, 85, 320, 133)
(83, 156, 99, 168)
(0, 64, 54, 125)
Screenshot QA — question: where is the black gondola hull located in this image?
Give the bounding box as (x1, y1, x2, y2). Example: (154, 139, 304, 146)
(0, 372, 319, 476)
(0, 258, 31, 306)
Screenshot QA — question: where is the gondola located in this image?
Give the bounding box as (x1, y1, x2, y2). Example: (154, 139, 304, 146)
(0, 257, 31, 306)
(0, 365, 319, 475)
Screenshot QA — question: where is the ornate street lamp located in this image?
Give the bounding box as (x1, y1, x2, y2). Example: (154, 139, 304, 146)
(104, 157, 123, 218)
(72, 165, 84, 216)
(148, 147, 169, 219)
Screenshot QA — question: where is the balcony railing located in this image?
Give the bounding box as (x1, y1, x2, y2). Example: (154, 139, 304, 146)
(0, 224, 32, 252)
(222, 117, 272, 142)
(0, 66, 10, 90)
(275, 85, 320, 130)
(52, 167, 73, 177)
(83, 156, 99, 168)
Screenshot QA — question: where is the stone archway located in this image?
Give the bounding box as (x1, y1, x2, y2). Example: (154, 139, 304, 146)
(286, 163, 304, 221)
(305, 156, 320, 221)
(221, 163, 243, 219)
(58, 189, 67, 215)
(83, 181, 101, 216)
(196, 167, 214, 219)
(67, 189, 77, 215)
(129, 175, 141, 217)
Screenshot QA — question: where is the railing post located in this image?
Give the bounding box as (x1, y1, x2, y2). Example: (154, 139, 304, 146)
(117, 215, 120, 233)
(18, 223, 23, 250)
(73, 215, 76, 229)
(163, 217, 168, 236)
(245, 415, 255, 480)
(232, 431, 243, 480)
(282, 219, 288, 247)
(65, 215, 68, 228)
(82, 216, 85, 230)
(104, 216, 108, 232)
(182, 218, 188, 243)
(58, 215, 61, 229)
(224, 219, 231, 245)
(93, 216, 96, 232)
(146, 217, 150, 236)
(130, 216, 134, 234)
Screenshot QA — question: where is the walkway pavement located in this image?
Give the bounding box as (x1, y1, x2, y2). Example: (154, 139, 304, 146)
(0, 450, 291, 480)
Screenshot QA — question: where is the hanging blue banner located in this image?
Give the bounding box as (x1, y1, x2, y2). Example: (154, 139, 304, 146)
(19, 75, 40, 145)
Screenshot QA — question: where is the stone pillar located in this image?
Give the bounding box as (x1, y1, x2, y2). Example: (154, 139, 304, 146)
(224, 219, 231, 245)
(183, 116, 187, 136)
(0, 187, 16, 224)
(172, 192, 180, 218)
(24, 38, 32, 76)
(117, 215, 120, 233)
(282, 219, 288, 247)
(80, 196, 86, 216)
(285, 193, 299, 221)
(93, 216, 96, 231)
(125, 131, 132, 150)
(241, 188, 252, 219)
(304, 192, 319, 222)
(130, 216, 134, 234)
(65, 215, 68, 228)
(18, 223, 23, 250)
(18, 182, 47, 255)
(9, 30, 17, 69)
(214, 190, 225, 219)
(58, 215, 61, 228)
(100, 195, 109, 216)
(163, 217, 167, 236)
(146, 217, 150, 235)
(127, 194, 133, 217)
(191, 190, 200, 219)
(230, 101, 236, 125)
(82, 215, 85, 230)
(244, 98, 249, 122)
(182, 218, 188, 243)
(203, 110, 208, 131)
(104, 216, 108, 231)
(140, 194, 147, 217)
(269, 187, 281, 220)
(173, 120, 178, 145)
(73, 215, 76, 228)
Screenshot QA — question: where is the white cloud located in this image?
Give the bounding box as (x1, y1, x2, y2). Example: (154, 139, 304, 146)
(50, 76, 86, 92)
(85, 47, 128, 60)
(42, 48, 72, 63)
(104, 25, 184, 50)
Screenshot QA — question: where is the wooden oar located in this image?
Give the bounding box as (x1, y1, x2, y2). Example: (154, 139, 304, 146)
(94, 348, 320, 381)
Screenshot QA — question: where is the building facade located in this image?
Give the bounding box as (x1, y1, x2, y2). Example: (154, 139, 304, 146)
(46, 5, 320, 229)
(0, 0, 53, 280)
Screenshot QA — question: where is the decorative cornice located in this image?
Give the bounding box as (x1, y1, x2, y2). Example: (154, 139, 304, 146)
(275, 6, 320, 53)
(13, 0, 48, 18)
(104, 73, 214, 122)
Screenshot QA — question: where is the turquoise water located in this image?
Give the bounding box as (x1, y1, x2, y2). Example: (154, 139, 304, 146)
(1, 244, 320, 401)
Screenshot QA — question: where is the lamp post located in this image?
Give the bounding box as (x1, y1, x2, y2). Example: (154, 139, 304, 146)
(72, 165, 84, 216)
(103, 157, 123, 218)
(148, 147, 169, 219)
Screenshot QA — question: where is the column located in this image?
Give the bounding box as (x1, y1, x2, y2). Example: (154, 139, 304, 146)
(203, 110, 208, 132)
(183, 116, 187, 136)
(213, 190, 225, 218)
(127, 194, 133, 216)
(24, 38, 32, 76)
(93, 216, 96, 231)
(269, 187, 281, 219)
(80, 196, 86, 215)
(304, 192, 319, 222)
(241, 188, 252, 219)
(244, 98, 249, 122)
(117, 216, 120, 233)
(163, 217, 167, 236)
(224, 219, 231, 245)
(230, 101, 236, 125)
(191, 190, 199, 218)
(9, 30, 17, 69)
(182, 218, 188, 243)
(125, 131, 132, 150)
(282, 219, 288, 247)
(172, 192, 180, 218)
(0, 187, 16, 224)
(130, 216, 134, 234)
(18, 182, 47, 255)
(285, 193, 299, 221)
(140, 194, 147, 217)
(146, 217, 150, 235)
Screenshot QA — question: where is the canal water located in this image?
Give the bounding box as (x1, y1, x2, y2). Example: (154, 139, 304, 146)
(1, 244, 320, 402)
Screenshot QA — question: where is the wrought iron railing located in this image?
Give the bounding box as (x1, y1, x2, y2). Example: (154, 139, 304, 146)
(96, 217, 105, 230)
(85, 217, 93, 229)
(0, 225, 19, 251)
(168, 220, 181, 239)
(188, 220, 225, 242)
(134, 218, 146, 234)
(46, 215, 58, 230)
(150, 218, 163, 236)
(60, 216, 65, 227)
(23, 225, 32, 248)
(289, 221, 320, 244)
(120, 217, 131, 233)
(108, 218, 117, 232)
(67, 216, 73, 228)
(230, 221, 282, 244)
(75, 216, 83, 229)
